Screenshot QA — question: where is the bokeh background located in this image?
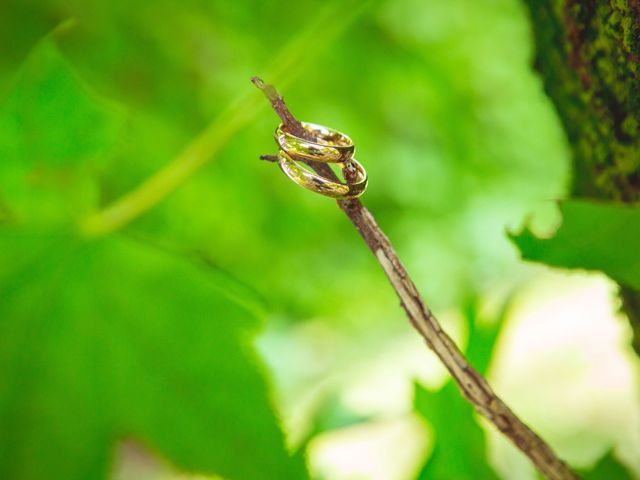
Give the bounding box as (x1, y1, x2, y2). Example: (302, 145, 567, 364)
(1, 0, 639, 479)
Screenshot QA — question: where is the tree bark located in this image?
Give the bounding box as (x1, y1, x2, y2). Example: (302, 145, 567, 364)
(523, 0, 640, 354)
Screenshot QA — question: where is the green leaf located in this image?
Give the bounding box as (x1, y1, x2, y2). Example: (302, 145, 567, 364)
(461, 300, 504, 374)
(510, 200, 640, 289)
(413, 302, 503, 480)
(293, 393, 372, 459)
(0, 230, 308, 480)
(581, 451, 634, 480)
(0, 39, 121, 226)
(414, 382, 499, 480)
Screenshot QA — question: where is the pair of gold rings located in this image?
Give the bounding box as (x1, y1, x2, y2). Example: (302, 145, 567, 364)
(275, 122, 368, 199)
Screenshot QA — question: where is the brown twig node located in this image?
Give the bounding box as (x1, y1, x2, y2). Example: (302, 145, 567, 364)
(259, 154, 279, 163)
(253, 77, 579, 480)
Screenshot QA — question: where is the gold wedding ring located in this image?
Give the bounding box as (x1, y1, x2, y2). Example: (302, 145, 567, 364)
(276, 122, 355, 163)
(274, 122, 368, 199)
(278, 150, 368, 200)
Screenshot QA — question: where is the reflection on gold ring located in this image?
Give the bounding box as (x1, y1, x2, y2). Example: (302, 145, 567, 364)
(275, 122, 355, 163)
(278, 150, 367, 199)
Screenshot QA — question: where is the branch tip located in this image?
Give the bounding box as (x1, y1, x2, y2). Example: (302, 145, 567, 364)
(251, 76, 279, 103)
(250, 76, 264, 88)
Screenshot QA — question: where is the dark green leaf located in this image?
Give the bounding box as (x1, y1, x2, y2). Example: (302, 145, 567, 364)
(462, 300, 504, 374)
(581, 451, 634, 480)
(414, 382, 499, 480)
(412, 301, 504, 480)
(510, 200, 640, 289)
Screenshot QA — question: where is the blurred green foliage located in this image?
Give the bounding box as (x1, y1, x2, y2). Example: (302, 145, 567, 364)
(415, 381, 498, 480)
(0, 232, 306, 480)
(0, 40, 120, 226)
(0, 0, 570, 316)
(0, 0, 635, 479)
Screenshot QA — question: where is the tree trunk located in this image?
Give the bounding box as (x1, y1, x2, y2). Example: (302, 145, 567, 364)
(524, 0, 640, 354)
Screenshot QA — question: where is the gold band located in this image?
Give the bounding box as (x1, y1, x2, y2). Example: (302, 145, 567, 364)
(278, 150, 368, 200)
(275, 122, 355, 163)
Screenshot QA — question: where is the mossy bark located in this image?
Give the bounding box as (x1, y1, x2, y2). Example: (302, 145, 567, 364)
(524, 0, 640, 354)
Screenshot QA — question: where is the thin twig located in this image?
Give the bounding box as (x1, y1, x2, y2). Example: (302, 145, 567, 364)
(253, 77, 579, 480)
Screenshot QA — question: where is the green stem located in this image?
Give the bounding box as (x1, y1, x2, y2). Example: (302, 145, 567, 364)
(80, 95, 261, 237)
(79, 0, 372, 237)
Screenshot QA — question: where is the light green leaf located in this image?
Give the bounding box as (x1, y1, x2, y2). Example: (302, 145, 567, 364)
(0, 39, 122, 226)
(510, 200, 640, 289)
(0, 230, 308, 480)
(293, 393, 372, 459)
